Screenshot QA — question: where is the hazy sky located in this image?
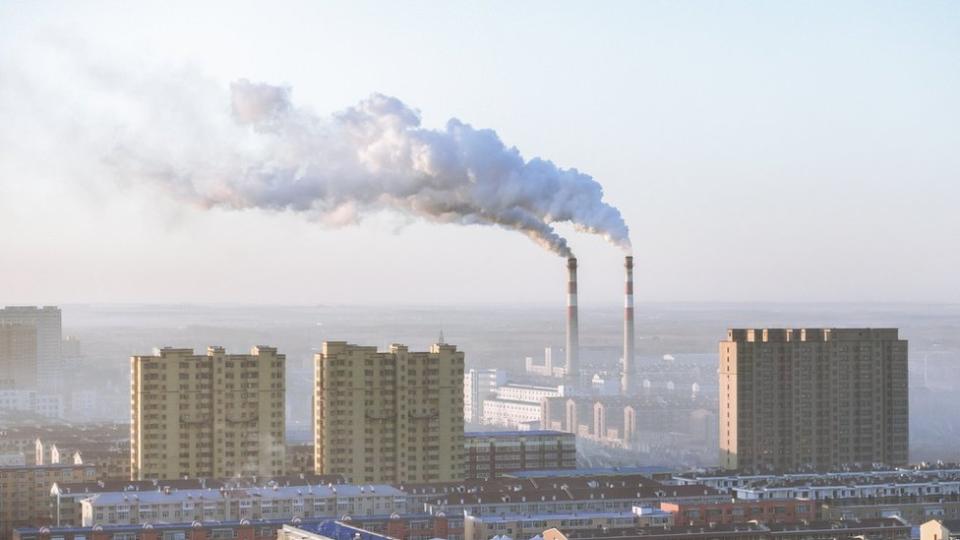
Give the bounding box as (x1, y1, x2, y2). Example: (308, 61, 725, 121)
(1, 1, 957, 305)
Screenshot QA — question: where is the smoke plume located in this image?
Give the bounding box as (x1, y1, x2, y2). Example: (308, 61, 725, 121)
(111, 79, 631, 256)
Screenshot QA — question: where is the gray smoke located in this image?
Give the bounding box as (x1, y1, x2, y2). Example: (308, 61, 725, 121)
(111, 79, 631, 256)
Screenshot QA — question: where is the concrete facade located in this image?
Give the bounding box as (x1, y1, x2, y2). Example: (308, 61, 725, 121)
(0, 463, 97, 539)
(464, 430, 576, 478)
(314, 341, 465, 483)
(719, 328, 909, 472)
(463, 368, 505, 423)
(0, 307, 62, 391)
(130, 346, 286, 480)
(0, 323, 37, 389)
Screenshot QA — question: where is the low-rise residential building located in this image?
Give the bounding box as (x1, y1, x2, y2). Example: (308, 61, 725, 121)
(920, 519, 960, 540)
(0, 463, 98, 539)
(660, 499, 817, 527)
(80, 483, 407, 526)
(49, 475, 343, 528)
(409, 474, 725, 519)
(465, 430, 576, 478)
(820, 495, 960, 525)
(465, 508, 672, 540)
(539, 518, 910, 540)
(733, 477, 960, 501)
(16, 517, 441, 540)
(279, 522, 396, 540)
(673, 467, 960, 496)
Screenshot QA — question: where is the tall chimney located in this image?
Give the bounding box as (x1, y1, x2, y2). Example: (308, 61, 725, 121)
(565, 257, 579, 382)
(621, 255, 635, 395)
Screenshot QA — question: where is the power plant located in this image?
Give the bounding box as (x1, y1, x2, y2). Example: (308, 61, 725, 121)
(541, 256, 715, 449)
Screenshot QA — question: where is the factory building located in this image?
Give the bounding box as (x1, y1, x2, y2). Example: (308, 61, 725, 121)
(463, 368, 505, 423)
(130, 346, 286, 480)
(525, 347, 567, 378)
(719, 328, 909, 472)
(478, 383, 565, 429)
(314, 341, 465, 484)
(541, 394, 712, 447)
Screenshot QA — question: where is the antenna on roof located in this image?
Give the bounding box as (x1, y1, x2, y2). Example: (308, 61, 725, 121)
(438, 329, 445, 345)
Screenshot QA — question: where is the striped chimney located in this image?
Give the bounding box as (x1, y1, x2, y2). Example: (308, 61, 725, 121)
(565, 257, 579, 381)
(621, 255, 635, 395)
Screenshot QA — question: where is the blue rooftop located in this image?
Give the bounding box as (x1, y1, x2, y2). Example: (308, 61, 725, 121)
(16, 517, 422, 537)
(305, 521, 397, 540)
(507, 466, 673, 478)
(465, 430, 572, 437)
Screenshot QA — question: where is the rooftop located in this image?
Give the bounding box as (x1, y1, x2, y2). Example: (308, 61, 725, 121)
(465, 430, 572, 438)
(85, 483, 406, 506)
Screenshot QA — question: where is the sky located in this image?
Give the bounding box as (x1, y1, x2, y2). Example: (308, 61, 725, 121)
(0, 1, 957, 306)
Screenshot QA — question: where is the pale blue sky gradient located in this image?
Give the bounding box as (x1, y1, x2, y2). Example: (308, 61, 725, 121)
(0, 1, 957, 305)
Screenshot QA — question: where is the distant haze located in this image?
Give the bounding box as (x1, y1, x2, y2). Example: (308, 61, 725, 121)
(0, 1, 957, 305)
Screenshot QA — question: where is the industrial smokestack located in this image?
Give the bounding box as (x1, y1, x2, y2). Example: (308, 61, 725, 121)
(565, 257, 579, 382)
(621, 255, 635, 395)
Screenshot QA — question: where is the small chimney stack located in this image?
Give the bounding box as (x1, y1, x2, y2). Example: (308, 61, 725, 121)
(621, 255, 635, 395)
(565, 257, 579, 382)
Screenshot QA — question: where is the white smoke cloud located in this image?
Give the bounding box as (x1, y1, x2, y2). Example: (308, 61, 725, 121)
(107, 79, 631, 257)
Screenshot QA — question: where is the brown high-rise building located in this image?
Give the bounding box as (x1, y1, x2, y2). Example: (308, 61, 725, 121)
(0, 323, 37, 389)
(130, 346, 286, 480)
(0, 306, 62, 390)
(314, 341, 465, 483)
(719, 328, 908, 472)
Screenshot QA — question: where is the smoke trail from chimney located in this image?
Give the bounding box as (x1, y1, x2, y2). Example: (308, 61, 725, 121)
(109, 80, 631, 257)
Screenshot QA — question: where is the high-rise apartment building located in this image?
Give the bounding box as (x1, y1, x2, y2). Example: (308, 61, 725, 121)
(719, 328, 908, 472)
(314, 341, 465, 484)
(0, 306, 61, 389)
(130, 346, 286, 480)
(0, 323, 37, 389)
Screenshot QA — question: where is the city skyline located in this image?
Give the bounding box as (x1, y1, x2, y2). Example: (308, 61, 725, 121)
(1, 1, 958, 305)
(2, 3, 960, 540)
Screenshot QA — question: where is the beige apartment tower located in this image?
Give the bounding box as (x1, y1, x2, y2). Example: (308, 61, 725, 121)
(314, 341, 465, 483)
(719, 328, 908, 473)
(131, 346, 286, 480)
